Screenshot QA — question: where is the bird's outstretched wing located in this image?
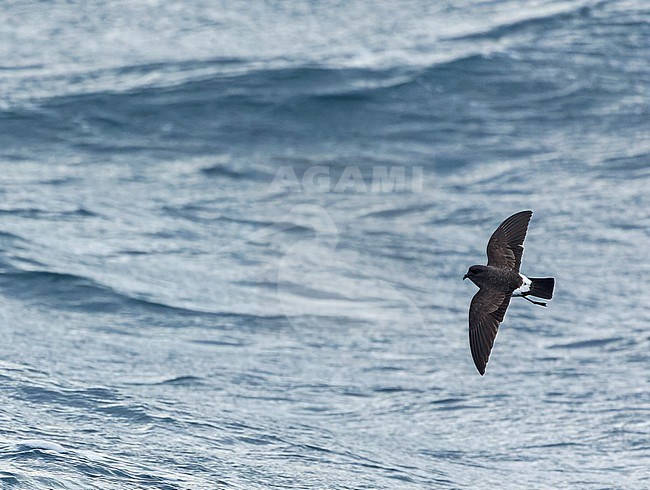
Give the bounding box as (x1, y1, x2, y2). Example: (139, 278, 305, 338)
(469, 288, 511, 375)
(486, 210, 532, 272)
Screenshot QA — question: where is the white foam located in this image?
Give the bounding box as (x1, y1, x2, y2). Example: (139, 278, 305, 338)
(16, 440, 66, 452)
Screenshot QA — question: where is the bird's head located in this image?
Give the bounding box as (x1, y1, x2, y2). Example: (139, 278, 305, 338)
(463, 265, 488, 286)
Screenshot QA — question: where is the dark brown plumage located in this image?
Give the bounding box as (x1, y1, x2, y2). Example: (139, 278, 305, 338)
(486, 210, 531, 272)
(463, 211, 554, 375)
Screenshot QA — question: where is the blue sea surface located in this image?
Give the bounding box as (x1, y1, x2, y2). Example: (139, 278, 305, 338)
(0, 1, 648, 488)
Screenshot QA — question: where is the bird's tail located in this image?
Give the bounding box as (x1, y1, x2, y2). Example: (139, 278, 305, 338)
(527, 277, 555, 300)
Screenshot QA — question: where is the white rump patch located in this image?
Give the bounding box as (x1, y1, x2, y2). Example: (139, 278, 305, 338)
(513, 274, 532, 296)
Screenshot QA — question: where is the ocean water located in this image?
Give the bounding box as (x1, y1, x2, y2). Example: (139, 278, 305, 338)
(0, 1, 648, 488)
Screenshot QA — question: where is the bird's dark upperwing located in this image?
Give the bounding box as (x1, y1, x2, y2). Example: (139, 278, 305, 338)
(486, 210, 532, 272)
(469, 288, 511, 375)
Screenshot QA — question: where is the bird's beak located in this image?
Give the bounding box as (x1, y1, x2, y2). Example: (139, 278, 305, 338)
(463, 274, 468, 281)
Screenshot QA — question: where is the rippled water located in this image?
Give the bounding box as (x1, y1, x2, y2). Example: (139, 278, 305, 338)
(0, 1, 648, 488)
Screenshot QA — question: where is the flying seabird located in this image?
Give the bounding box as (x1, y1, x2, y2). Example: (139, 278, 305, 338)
(463, 210, 554, 375)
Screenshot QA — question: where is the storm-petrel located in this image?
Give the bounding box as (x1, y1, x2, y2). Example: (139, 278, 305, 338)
(463, 210, 554, 375)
